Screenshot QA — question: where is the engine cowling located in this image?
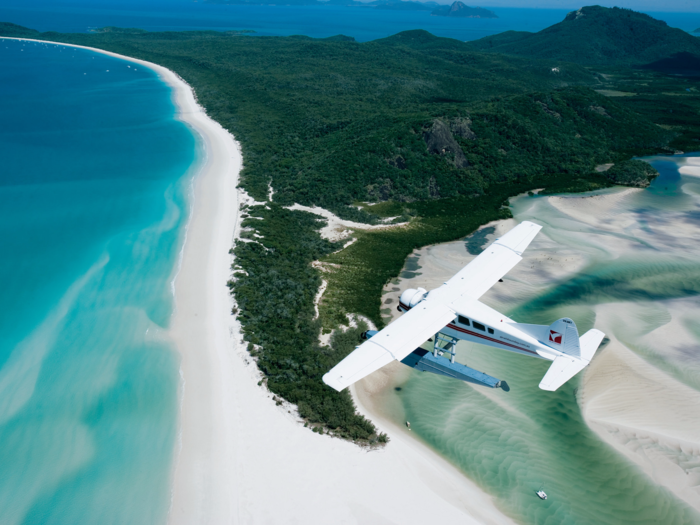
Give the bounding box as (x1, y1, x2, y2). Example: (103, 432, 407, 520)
(399, 287, 428, 311)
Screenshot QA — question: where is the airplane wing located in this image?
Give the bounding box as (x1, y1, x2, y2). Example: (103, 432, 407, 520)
(322, 301, 455, 391)
(323, 221, 542, 391)
(445, 221, 542, 300)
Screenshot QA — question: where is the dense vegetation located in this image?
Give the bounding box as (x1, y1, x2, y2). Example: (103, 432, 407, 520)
(3, 19, 699, 440)
(604, 160, 659, 187)
(467, 5, 700, 67)
(0, 23, 602, 218)
(229, 205, 385, 441)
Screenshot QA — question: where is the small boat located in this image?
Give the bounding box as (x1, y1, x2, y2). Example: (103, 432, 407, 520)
(406, 421, 411, 430)
(536, 490, 547, 500)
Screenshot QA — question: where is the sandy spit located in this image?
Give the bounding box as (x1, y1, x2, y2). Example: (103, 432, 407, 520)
(547, 188, 700, 512)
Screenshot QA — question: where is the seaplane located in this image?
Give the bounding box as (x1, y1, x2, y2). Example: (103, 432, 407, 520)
(323, 221, 605, 393)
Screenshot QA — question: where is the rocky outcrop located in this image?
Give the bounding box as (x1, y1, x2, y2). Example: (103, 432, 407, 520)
(387, 155, 407, 169)
(589, 105, 611, 118)
(450, 117, 477, 140)
(537, 101, 561, 120)
(423, 119, 472, 168)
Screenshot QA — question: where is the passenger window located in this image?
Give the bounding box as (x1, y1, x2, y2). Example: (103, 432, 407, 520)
(458, 315, 470, 326)
(487, 327, 494, 334)
(473, 322, 485, 331)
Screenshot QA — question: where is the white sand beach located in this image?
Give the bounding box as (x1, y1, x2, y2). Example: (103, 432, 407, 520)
(160, 61, 514, 523)
(7, 38, 519, 524)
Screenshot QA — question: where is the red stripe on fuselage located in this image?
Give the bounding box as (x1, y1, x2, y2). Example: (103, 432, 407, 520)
(445, 323, 538, 356)
(399, 302, 537, 355)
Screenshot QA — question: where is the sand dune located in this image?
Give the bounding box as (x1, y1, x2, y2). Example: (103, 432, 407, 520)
(580, 309, 700, 511)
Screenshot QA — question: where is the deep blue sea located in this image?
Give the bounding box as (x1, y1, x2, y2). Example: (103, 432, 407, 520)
(0, 38, 197, 523)
(1, 0, 700, 41)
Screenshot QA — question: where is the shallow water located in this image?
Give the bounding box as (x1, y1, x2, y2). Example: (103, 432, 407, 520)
(0, 39, 197, 523)
(393, 157, 700, 524)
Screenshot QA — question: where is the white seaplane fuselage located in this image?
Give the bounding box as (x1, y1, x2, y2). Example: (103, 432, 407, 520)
(398, 292, 559, 362)
(322, 221, 605, 393)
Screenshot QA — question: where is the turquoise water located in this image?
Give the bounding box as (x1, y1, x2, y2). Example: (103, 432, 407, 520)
(394, 158, 700, 524)
(0, 39, 197, 523)
(0, 0, 699, 42)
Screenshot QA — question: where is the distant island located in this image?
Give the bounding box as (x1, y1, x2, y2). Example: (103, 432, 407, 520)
(431, 1, 497, 18)
(89, 26, 148, 34)
(204, 0, 496, 15)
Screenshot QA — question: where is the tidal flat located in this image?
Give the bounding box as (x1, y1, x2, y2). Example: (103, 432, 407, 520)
(364, 155, 700, 524)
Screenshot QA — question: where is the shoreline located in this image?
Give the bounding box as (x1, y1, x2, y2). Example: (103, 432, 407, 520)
(5, 37, 517, 524)
(1, 38, 244, 523)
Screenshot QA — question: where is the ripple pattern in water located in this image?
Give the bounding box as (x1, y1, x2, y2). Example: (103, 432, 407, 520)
(0, 40, 196, 523)
(396, 156, 700, 524)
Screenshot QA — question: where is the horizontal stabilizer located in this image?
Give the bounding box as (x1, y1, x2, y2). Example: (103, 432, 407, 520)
(539, 355, 587, 391)
(580, 328, 605, 362)
(539, 328, 605, 391)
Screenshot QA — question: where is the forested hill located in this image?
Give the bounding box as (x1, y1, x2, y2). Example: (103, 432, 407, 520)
(467, 6, 700, 66)
(3, 24, 616, 218)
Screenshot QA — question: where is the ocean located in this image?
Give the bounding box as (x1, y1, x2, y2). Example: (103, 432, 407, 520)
(0, 0, 700, 42)
(0, 39, 197, 523)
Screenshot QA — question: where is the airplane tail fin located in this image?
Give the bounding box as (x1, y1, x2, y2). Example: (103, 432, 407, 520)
(539, 328, 605, 391)
(546, 317, 580, 358)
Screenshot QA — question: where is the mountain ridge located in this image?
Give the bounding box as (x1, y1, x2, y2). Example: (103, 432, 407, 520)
(467, 6, 700, 66)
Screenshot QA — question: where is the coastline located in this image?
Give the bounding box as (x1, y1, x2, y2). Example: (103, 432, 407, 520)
(352, 369, 517, 525)
(4, 37, 516, 524)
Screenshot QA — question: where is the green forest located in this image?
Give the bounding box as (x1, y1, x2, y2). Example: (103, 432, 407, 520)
(3, 19, 699, 442)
